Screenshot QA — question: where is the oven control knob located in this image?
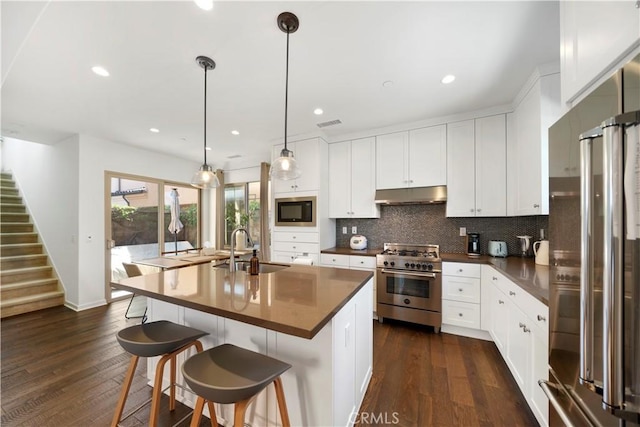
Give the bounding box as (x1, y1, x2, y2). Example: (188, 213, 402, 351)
(404, 299, 411, 305)
(410, 263, 415, 268)
(427, 264, 433, 271)
(383, 261, 389, 266)
(421, 264, 427, 270)
(405, 262, 410, 268)
(390, 261, 395, 267)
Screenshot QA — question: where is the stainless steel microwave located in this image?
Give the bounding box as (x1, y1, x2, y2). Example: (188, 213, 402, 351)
(275, 196, 316, 227)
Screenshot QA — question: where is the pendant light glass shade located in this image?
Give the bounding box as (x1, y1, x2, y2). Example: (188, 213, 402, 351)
(191, 55, 219, 189)
(191, 164, 219, 189)
(270, 12, 301, 181)
(271, 147, 301, 180)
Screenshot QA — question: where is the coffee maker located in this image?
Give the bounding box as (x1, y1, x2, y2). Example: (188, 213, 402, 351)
(466, 232, 481, 257)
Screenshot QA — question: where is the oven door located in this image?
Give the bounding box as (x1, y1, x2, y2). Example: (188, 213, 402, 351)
(376, 268, 441, 312)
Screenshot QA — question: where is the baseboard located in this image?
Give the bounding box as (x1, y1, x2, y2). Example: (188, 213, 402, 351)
(441, 324, 492, 341)
(64, 299, 107, 312)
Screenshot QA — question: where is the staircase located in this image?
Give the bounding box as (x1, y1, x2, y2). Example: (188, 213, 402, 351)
(0, 172, 65, 318)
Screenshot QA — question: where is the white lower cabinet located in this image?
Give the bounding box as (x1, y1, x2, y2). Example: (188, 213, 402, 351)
(481, 265, 549, 427)
(272, 231, 320, 265)
(321, 253, 377, 317)
(441, 262, 482, 331)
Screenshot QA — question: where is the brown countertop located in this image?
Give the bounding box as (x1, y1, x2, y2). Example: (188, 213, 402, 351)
(321, 247, 549, 305)
(321, 247, 381, 257)
(111, 263, 373, 339)
(441, 253, 549, 305)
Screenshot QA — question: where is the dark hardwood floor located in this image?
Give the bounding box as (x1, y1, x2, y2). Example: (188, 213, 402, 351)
(356, 319, 538, 427)
(1, 301, 538, 426)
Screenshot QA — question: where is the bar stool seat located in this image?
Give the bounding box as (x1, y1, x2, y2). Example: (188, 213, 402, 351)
(182, 343, 292, 427)
(112, 320, 208, 427)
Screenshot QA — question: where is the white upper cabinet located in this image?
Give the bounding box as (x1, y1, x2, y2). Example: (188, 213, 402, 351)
(409, 125, 447, 187)
(446, 116, 506, 217)
(375, 125, 446, 190)
(375, 132, 408, 189)
(560, 0, 640, 106)
(475, 115, 507, 216)
(510, 73, 560, 216)
(328, 137, 380, 218)
(272, 138, 322, 194)
(446, 120, 476, 217)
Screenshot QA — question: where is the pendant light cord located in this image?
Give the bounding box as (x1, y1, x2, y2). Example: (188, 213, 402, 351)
(283, 29, 290, 151)
(203, 65, 208, 166)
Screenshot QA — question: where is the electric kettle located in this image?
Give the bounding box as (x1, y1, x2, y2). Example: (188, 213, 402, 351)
(533, 240, 549, 265)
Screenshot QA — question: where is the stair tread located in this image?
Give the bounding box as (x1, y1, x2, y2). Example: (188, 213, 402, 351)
(0, 291, 65, 307)
(1, 277, 59, 289)
(0, 254, 47, 260)
(1, 265, 52, 275)
(0, 242, 41, 247)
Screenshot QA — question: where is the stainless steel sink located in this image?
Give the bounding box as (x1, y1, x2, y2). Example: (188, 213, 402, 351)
(214, 261, 290, 274)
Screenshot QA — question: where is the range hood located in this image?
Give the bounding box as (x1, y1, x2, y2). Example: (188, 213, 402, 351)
(374, 186, 447, 205)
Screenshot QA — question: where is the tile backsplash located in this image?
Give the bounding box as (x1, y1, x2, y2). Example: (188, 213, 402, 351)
(335, 204, 548, 255)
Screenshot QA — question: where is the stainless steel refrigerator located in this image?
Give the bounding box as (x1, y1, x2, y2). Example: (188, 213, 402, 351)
(545, 54, 640, 426)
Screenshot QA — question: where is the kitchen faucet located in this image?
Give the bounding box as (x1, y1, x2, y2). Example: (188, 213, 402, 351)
(229, 227, 254, 272)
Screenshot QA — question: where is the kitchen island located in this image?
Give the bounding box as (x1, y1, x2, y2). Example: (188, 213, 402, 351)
(111, 262, 374, 427)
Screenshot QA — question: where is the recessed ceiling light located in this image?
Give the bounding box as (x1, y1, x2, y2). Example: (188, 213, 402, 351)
(382, 80, 394, 88)
(149, 128, 159, 133)
(205, 146, 212, 151)
(231, 130, 240, 135)
(313, 108, 323, 115)
(441, 74, 456, 84)
(91, 66, 110, 77)
(194, 0, 214, 11)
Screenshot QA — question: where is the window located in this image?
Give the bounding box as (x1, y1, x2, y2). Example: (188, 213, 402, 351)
(224, 181, 261, 248)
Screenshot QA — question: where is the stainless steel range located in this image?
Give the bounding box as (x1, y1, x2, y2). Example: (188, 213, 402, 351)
(376, 243, 442, 332)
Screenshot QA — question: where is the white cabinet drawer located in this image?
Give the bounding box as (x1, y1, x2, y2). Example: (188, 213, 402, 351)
(272, 241, 319, 254)
(442, 300, 481, 329)
(273, 251, 319, 265)
(442, 262, 481, 278)
(349, 255, 376, 269)
(273, 232, 319, 243)
(442, 276, 480, 304)
(320, 253, 350, 267)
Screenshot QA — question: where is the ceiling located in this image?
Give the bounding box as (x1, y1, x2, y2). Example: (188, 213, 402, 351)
(1, 1, 560, 169)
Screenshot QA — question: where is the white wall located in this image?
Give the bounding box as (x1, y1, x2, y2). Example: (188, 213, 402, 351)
(2, 134, 202, 310)
(77, 134, 202, 309)
(2, 135, 81, 304)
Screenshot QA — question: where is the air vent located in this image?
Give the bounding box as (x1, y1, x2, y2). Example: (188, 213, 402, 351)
(316, 119, 342, 128)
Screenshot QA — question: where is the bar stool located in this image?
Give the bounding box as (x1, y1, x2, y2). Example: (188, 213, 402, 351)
(111, 320, 208, 427)
(182, 343, 292, 427)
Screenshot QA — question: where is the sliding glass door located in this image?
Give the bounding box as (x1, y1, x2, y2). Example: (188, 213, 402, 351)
(105, 172, 200, 301)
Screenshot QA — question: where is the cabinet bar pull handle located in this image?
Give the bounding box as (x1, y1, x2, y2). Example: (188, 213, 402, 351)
(498, 300, 504, 304)
(537, 314, 546, 322)
(509, 291, 516, 296)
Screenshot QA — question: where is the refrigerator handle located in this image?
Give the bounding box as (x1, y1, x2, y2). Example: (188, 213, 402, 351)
(601, 122, 624, 412)
(579, 134, 594, 385)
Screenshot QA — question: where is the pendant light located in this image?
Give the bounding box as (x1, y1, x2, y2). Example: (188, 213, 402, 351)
(191, 55, 220, 189)
(270, 12, 302, 181)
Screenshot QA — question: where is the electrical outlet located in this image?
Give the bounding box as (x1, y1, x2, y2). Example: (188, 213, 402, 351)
(342, 226, 347, 234)
(459, 227, 466, 237)
(352, 226, 357, 234)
